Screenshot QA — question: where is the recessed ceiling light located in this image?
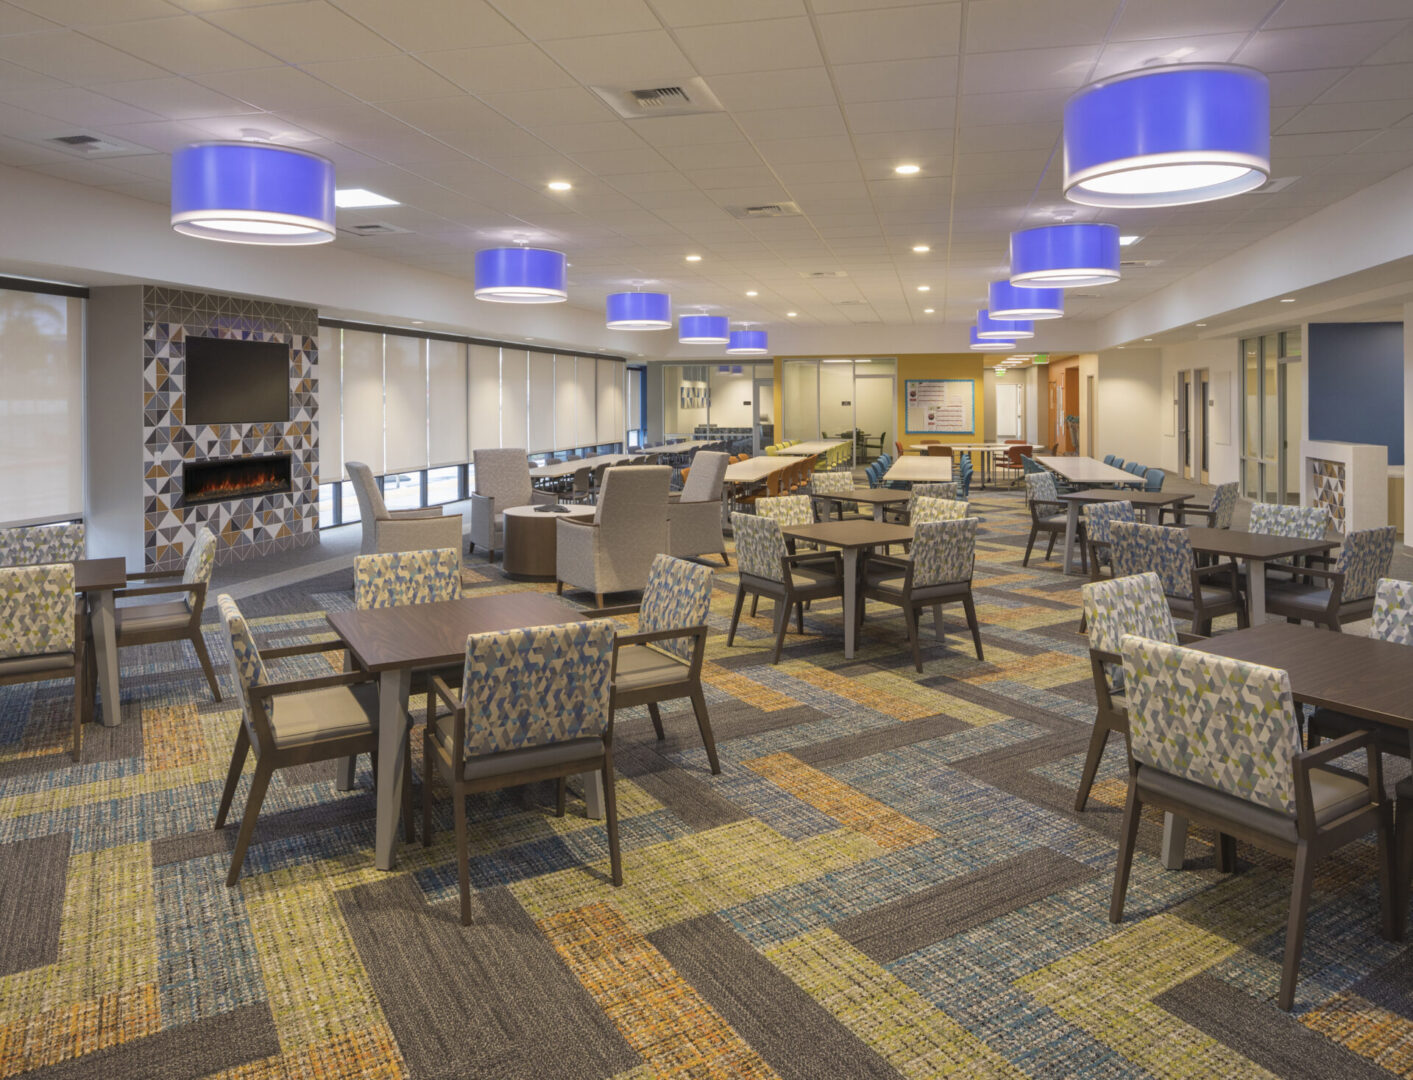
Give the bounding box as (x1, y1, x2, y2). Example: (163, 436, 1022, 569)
(334, 187, 398, 208)
(411, 320, 424, 325)
(916, 284, 930, 292)
(745, 290, 758, 297)
(1195, 322, 1207, 327)
(547, 180, 572, 191)
(685, 254, 702, 262)
(1279, 297, 1295, 302)
(1144, 337, 1153, 341)
(923, 308, 934, 314)
(786, 311, 798, 317)
(1118, 235, 1142, 246)
(912, 244, 930, 253)
(894, 163, 921, 175)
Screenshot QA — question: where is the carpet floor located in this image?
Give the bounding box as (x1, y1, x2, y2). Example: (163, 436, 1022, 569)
(0, 487, 1409, 1079)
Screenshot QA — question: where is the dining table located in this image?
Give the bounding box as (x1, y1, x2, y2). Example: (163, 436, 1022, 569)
(1034, 454, 1135, 488)
(326, 591, 599, 870)
(811, 488, 910, 522)
(1185, 527, 1338, 625)
(882, 456, 953, 485)
(75, 557, 127, 727)
(779, 520, 914, 660)
(1055, 489, 1191, 574)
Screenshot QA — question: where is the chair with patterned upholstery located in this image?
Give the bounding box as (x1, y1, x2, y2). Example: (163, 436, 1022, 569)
(1110, 634, 1396, 1010)
(727, 511, 845, 663)
(347, 461, 464, 558)
(353, 547, 462, 610)
(1082, 500, 1136, 584)
(214, 593, 381, 885)
(756, 493, 816, 528)
(884, 483, 962, 526)
(106, 527, 222, 701)
(598, 555, 719, 774)
(1109, 520, 1245, 635)
(1249, 502, 1330, 539)
(860, 517, 982, 671)
(466, 448, 557, 561)
(811, 469, 862, 521)
(1161, 481, 1238, 529)
(667, 451, 730, 565)
(0, 521, 85, 566)
(1264, 526, 1397, 631)
(910, 496, 969, 525)
(1024, 471, 1083, 569)
(422, 619, 621, 923)
(0, 563, 87, 761)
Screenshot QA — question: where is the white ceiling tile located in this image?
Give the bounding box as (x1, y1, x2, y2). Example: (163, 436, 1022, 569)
(533, 120, 644, 154)
(482, 86, 617, 127)
(736, 104, 846, 140)
(1270, 130, 1374, 157)
(0, 58, 65, 94)
(965, 0, 1121, 53)
(684, 165, 778, 189)
(844, 97, 955, 134)
(1109, 0, 1280, 40)
(651, 0, 803, 27)
(1266, 68, 1350, 108)
(0, 3, 59, 34)
(959, 88, 1070, 126)
(1, 85, 164, 127)
(1364, 25, 1413, 64)
(380, 96, 513, 131)
(90, 14, 281, 74)
(563, 146, 674, 174)
(954, 121, 1058, 153)
(1316, 148, 1413, 173)
(206, 1, 399, 64)
(772, 158, 862, 185)
(0, 30, 168, 84)
(492, 0, 659, 41)
(302, 55, 462, 103)
(428, 122, 548, 159)
(629, 112, 741, 146)
(831, 57, 957, 104)
(607, 170, 695, 193)
(192, 65, 355, 111)
(1091, 34, 1250, 80)
(816, 4, 961, 65)
(1237, 22, 1409, 70)
(329, 0, 524, 52)
(98, 116, 221, 153)
(675, 17, 824, 75)
(418, 43, 575, 95)
(705, 67, 835, 111)
(1265, 0, 1413, 29)
(657, 140, 762, 170)
(1280, 99, 1413, 133)
(540, 31, 695, 86)
(753, 134, 856, 163)
(92, 76, 261, 119)
(10, 0, 180, 22)
(851, 130, 953, 159)
(1317, 63, 1413, 103)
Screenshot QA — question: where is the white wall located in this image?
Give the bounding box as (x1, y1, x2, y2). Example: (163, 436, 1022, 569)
(1156, 338, 1242, 485)
(1023, 366, 1041, 445)
(1096, 349, 1163, 467)
(1405, 301, 1413, 542)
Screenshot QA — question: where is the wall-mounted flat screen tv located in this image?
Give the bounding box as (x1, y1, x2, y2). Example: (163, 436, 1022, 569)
(184, 336, 290, 426)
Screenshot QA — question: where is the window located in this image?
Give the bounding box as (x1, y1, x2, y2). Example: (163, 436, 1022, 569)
(382, 472, 423, 511)
(318, 482, 337, 527)
(341, 483, 361, 525)
(426, 465, 462, 506)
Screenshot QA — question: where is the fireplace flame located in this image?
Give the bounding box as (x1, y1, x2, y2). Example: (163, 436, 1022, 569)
(185, 457, 293, 504)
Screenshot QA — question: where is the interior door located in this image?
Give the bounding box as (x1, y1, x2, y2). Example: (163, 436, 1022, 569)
(853, 374, 894, 466)
(1197, 369, 1210, 483)
(1177, 371, 1191, 478)
(995, 382, 1021, 439)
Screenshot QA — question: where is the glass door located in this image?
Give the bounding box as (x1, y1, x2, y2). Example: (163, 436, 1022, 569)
(1240, 330, 1301, 504)
(753, 377, 774, 455)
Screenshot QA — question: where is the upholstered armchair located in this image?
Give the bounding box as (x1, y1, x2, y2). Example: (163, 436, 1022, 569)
(1110, 520, 1246, 635)
(423, 620, 621, 923)
(353, 547, 462, 609)
(0, 563, 86, 760)
(667, 450, 729, 566)
(1264, 525, 1397, 630)
(727, 511, 845, 663)
(556, 465, 670, 607)
(755, 494, 814, 528)
(1249, 501, 1330, 538)
(1110, 634, 1396, 1010)
(883, 482, 960, 526)
(466, 448, 556, 561)
(910, 495, 968, 525)
(346, 461, 463, 557)
(1161, 481, 1238, 528)
(0, 521, 85, 565)
(811, 469, 861, 520)
(1023, 471, 1082, 569)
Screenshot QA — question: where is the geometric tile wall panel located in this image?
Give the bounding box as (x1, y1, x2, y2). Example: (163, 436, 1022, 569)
(141, 287, 319, 571)
(1309, 458, 1347, 534)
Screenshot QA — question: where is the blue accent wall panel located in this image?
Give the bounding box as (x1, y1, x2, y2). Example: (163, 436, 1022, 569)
(1307, 322, 1404, 466)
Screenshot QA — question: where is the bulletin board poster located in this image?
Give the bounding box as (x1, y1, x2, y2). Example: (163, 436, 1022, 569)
(905, 379, 974, 434)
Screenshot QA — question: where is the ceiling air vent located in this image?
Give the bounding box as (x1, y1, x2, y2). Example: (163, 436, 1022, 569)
(1119, 258, 1161, 268)
(800, 270, 848, 279)
(727, 201, 802, 219)
(337, 222, 410, 236)
(41, 131, 151, 158)
(590, 76, 724, 119)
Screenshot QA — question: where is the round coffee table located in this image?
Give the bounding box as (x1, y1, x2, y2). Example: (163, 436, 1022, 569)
(501, 504, 595, 580)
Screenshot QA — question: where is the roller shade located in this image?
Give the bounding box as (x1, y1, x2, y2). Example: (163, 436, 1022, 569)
(383, 333, 427, 473)
(341, 328, 384, 474)
(468, 344, 500, 453)
(528, 351, 555, 454)
(428, 338, 467, 468)
(316, 324, 342, 482)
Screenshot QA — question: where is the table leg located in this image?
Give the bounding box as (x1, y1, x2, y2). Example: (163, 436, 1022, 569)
(873, 502, 885, 523)
(842, 547, 859, 660)
(1062, 502, 1081, 574)
(89, 589, 121, 727)
(1161, 813, 1187, 869)
(336, 648, 357, 790)
(580, 772, 604, 819)
(1246, 557, 1266, 625)
(374, 666, 412, 871)
(1143, 505, 1161, 525)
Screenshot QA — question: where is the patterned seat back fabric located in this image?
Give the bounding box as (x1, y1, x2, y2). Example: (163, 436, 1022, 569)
(730, 512, 789, 584)
(354, 548, 462, 610)
(911, 518, 978, 588)
(1209, 482, 1238, 529)
(1121, 634, 1300, 814)
(907, 483, 957, 515)
(1332, 526, 1396, 603)
(461, 620, 615, 758)
(756, 494, 814, 528)
(1371, 578, 1413, 645)
(1024, 471, 1060, 512)
(1082, 571, 1177, 690)
(811, 470, 854, 495)
(0, 522, 86, 566)
(1110, 521, 1195, 599)
(217, 592, 271, 729)
(471, 447, 534, 508)
(639, 554, 714, 662)
(181, 527, 219, 612)
(911, 496, 969, 525)
(1080, 500, 1136, 546)
(1249, 502, 1329, 540)
(0, 563, 75, 659)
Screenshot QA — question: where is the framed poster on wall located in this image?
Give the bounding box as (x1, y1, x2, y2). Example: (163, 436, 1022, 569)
(904, 379, 974, 434)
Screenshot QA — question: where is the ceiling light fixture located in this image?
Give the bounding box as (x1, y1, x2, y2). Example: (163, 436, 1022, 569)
(894, 163, 921, 175)
(171, 142, 335, 245)
(1279, 297, 1296, 303)
(916, 285, 930, 292)
(786, 311, 797, 317)
(685, 253, 702, 262)
(547, 180, 572, 191)
(988, 279, 1064, 320)
(334, 187, 399, 209)
(1195, 322, 1208, 327)
(1010, 223, 1121, 288)
(474, 246, 567, 303)
(923, 308, 934, 314)
(745, 290, 758, 297)
(678, 313, 729, 344)
(912, 244, 930, 253)
(970, 327, 1016, 351)
(606, 291, 671, 330)
(976, 309, 1035, 340)
(1063, 64, 1270, 207)
(726, 328, 769, 355)
(1118, 235, 1142, 246)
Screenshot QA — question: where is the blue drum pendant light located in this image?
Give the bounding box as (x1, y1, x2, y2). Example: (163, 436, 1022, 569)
(606, 291, 671, 330)
(1064, 64, 1270, 207)
(678, 314, 730, 344)
(969, 327, 1015, 351)
(976, 309, 1034, 340)
(726, 329, 768, 355)
(988, 279, 1063, 320)
(474, 247, 568, 303)
(170, 142, 335, 245)
(1010, 223, 1121, 289)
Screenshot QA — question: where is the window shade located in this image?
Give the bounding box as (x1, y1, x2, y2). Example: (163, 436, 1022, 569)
(575, 356, 596, 448)
(528, 352, 556, 453)
(467, 344, 500, 453)
(500, 348, 528, 450)
(340, 328, 385, 475)
(428, 339, 467, 467)
(554, 355, 578, 451)
(383, 333, 427, 473)
(316, 325, 342, 482)
(597, 357, 622, 445)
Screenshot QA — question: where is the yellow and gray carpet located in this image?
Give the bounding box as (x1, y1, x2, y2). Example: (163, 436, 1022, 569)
(1, 489, 1409, 1079)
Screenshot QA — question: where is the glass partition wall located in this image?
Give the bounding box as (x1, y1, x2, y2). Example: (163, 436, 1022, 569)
(1240, 328, 1302, 505)
(662, 363, 773, 454)
(780, 358, 897, 467)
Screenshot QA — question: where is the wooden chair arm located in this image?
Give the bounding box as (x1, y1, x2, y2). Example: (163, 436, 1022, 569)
(113, 581, 199, 599)
(125, 568, 184, 580)
(1294, 729, 1380, 836)
(248, 669, 376, 701)
(1176, 631, 1207, 644)
(260, 637, 346, 659)
(429, 674, 461, 714)
(590, 603, 642, 618)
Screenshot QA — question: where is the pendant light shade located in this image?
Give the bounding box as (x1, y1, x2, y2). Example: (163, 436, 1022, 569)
(1064, 64, 1269, 208)
(605, 292, 671, 330)
(1010, 223, 1121, 289)
(969, 328, 1015, 351)
(678, 314, 730, 344)
(170, 142, 335, 245)
(726, 329, 768, 355)
(988, 279, 1063, 320)
(474, 247, 567, 303)
(976, 309, 1035, 340)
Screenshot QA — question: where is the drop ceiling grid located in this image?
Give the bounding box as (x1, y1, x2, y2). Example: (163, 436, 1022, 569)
(0, 0, 1405, 326)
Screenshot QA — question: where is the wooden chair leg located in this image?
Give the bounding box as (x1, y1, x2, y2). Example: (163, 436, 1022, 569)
(555, 778, 567, 817)
(226, 759, 274, 887)
(556, 580, 564, 595)
(647, 701, 665, 740)
(727, 586, 746, 647)
(771, 598, 790, 664)
(602, 748, 623, 887)
(191, 628, 222, 702)
(1023, 526, 1038, 567)
(795, 601, 804, 634)
(1109, 779, 1142, 923)
(1073, 723, 1110, 812)
(719, 551, 730, 567)
(1215, 832, 1238, 873)
(453, 788, 472, 925)
(420, 729, 434, 847)
(595, 593, 605, 609)
(1395, 792, 1412, 941)
(962, 593, 983, 661)
(1044, 530, 1058, 559)
(1278, 842, 1315, 1010)
(903, 602, 923, 673)
(750, 593, 759, 618)
(215, 723, 251, 829)
(689, 686, 720, 775)
(1375, 800, 1397, 942)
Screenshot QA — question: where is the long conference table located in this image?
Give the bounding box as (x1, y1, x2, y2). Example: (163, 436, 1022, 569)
(882, 456, 953, 484)
(774, 440, 850, 457)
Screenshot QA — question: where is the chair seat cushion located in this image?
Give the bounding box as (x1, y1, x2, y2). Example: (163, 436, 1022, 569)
(790, 564, 845, 595)
(1167, 585, 1241, 613)
(1399, 775, 1411, 799)
(1038, 514, 1067, 528)
(0, 653, 76, 677)
(614, 643, 689, 693)
(271, 681, 378, 749)
(114, 600, 190, 635)
(1136, 763, 1369, 844)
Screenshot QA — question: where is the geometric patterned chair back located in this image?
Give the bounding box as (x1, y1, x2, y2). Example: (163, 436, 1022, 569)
(1121, 633, 1300, 814)
(217, 592, 272, 734)
(908, 482, 958, 514)
(1371, 578, 1413, 645)
(1081, 500, 1136, 546)
(1024, 471, 1058, 504)
(1208, 482, 1238, 529)
(1109, 521, 1194, 599)
(911, 496, 968, 525)
(1082, 571, 1177, 690)
(0, 563, 75, 659)
(1248, 502, 1328, 540)
(181, 527, 219, 611)
(1332, 526, 1396, 603)
(0, 521, 86, 566)
(911, 517, 977, 587)
(730, 512, 788, 584)
(460, 620, 615, 758)
(810, 470, 854, 496)
(354, 547, 462, 609)
(639, 554, 714, 662)
(756, 494, 814, 528)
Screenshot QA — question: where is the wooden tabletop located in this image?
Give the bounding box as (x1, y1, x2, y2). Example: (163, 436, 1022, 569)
(327, 593, 585, 673)
(725, 456, 794, 484)
(530, 453, 634, 479)
(1191, 622, 1413, 729)
(782, 520, 914, 549)
(811, 489, 909, 506)
(775, 440, 850, 456)
(1185, 527, 1337, 561)
(74, 557, 126, 591)
(882, 456, 953, 483)
(1034, 455, 1134, 485)
(1059, 489, 1188, 507)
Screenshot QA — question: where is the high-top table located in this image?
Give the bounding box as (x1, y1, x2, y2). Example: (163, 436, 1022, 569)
(882, 456, 952, 484)
(811, 488, 909, 522)
(327, 592, 600, 870)
(75, 557, 127, 727)
(1055, 489, 1191, 574)
(779, 520, 914, 660)
(1185, 527, 1338, 626)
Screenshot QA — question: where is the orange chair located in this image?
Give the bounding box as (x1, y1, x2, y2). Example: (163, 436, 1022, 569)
(926, 444, 952, 458)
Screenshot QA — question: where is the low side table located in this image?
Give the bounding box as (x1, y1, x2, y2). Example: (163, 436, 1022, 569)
(502, 505, 594, 580)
